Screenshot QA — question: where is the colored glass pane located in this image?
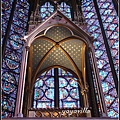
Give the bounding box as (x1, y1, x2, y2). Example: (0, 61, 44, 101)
(34, 69, 54, 108)
(2, 0, 30, 118)
(2, 0, 14, 44)
(97, 0, 119, 77)
(40, 2, 71, 21)
(34, 68, 80, 109)
(40, 2, 55, 21)
(82, 0, 118, 117)
(59, 71, 80, 108)
(59, 2, 71, 19)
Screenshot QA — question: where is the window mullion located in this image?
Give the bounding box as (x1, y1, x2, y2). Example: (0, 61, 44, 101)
(54, 68, 59, 108)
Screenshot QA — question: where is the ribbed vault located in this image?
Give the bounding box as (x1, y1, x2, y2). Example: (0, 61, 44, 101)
(31, 25, 86, 79)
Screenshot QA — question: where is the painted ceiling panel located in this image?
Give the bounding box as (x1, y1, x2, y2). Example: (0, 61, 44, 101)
(31, 26, 86, 77)
(45, 26, 72, 42)
(60, 39, 84, 70)
(32, 38, 55, 72)
(38, 47, 76, 74)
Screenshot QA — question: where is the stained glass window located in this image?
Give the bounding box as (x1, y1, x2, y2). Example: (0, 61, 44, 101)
(40, 2, 55, 21)
(2, 0, 14, 44)
(40, 1, 71, 21)
(59, 2, 71, 19)
(33, 68, 80, 108)
(96, 0, 119, 77)
(82, 0, 118, 118)
(2, 0, 30, 118)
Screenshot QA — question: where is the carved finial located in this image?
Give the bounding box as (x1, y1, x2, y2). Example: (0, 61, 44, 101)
(54, 0, 57, 4)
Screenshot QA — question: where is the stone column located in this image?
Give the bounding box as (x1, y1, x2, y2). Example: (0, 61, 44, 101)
(14, 45, 29, 117)
(81, 88, 89, 108)
(90, 49, 107, 116)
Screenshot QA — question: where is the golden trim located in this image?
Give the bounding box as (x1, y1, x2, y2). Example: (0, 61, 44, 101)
(59, 35, 87, 45)
(81, 44, 86, 86)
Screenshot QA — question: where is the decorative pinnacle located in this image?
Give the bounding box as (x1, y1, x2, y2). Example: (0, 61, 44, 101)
(54, 0, 57, 4)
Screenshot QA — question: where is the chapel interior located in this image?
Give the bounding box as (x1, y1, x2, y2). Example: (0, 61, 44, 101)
(1, 0, 119, 120)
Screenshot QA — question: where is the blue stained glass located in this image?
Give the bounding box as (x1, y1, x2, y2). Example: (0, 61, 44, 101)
(63, 102, 77, 108)
(2, 0, 13, 12)
(41, 8, 46, 12)
(41, 13, 46, 18)
(59, 2, 71, 19)
(15, 4, 28, 15)
(107, 109, 118, 118)
(69, 80, 78, 87)
(2, 0, 29, 118)
(2, 97, 15, 112)
(99, 71, 108, 80)
(101, 3, 110, 8)
(97, 60, 107, 69)
(88, 19, 95, 24)
(34, 68, 80, 109)
(111, 49, 118, 56)
(112, 41, 118, 48)
(5, 58, 19, 69)
(82, 0, 118, 117)
(105, 16, 114, 23)
(34, 69, 55, 108)
(35, 89, 44, 100)
(95, 50, 104, 58)
(2, 111, 13, 118)
(93, 41, 102, 49)
(2, 0, 14, 45)
(2, 72, 16, 84)
(14, 11, 28, 21)
(103, 9, 112, 15)
(9, 40, 23, 50)
(18, 0, 29, 9)
(9, 33, 23, 44)
(37, 102, 52, 108)
(45, 78, 54, 87)
(70, 89, 79, 99)
(104, 95, 115, 107)
(110, 32, 118, 39)
(13, 17, 26, 28)
(2, 18, 8, 27)
(59, 88, 68, 99)
(102, 82, 113, 93)
(40, 2, 55, 21)
(5, 52, 20, 62)
(11, 24, 26, 35)
(108, 24, 117, 30)
(59, 78, 67, 87)
(35, 79, 43, 87)
(2, 27, 6, 36)
(45, 89, 54, 99)
(86, 12, 94, 18)
(2, 81, 16, 94)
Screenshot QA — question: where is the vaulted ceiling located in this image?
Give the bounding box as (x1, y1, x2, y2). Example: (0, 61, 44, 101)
(31, 25, 86, 78)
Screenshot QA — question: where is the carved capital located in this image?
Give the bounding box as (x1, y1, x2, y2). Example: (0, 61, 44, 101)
(81, 88, 88, 95)
(25, 46, 30, 51)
